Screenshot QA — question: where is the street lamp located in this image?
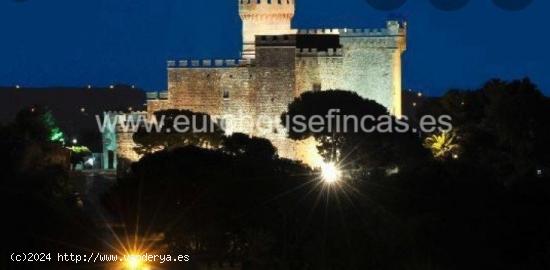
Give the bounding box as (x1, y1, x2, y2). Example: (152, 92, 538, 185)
(120, 253, 151, 270)
(321, 162, 341, 184)
(125, 255, 145, 270)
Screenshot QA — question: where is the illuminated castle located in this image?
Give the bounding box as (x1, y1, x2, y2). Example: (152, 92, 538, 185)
(112, 0, 407, 168)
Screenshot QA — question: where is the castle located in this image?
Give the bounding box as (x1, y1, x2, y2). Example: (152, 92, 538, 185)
(107, 0, 407, 169)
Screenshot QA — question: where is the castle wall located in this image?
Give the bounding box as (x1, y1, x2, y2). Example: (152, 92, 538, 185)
(295, 49, 344, 94)
(146, 46, 324, 165)
(339, 23, 406, 116)
(253, 45, 298, 159)
(341, 42, 395, 111)
(103, 111, 146, 172)
(139, 19, 406, 168)
(158, 64, 255, 135)
(105, 0, 405, 172)
(117, 131, 141, 163)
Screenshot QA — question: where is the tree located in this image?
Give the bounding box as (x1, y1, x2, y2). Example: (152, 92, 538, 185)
(222, 133, 278, 161)
(14, 106, 65, 143)
(417, 78, 550, 181)
(282, 90, 428, 171)
(423, 131, 461, 160)
(68, 145, 92, 169)
(103, 80, 550, 270)
(103, 145, 313, 269)
(133, 109, 225, 155)
(0, 108, 101, 269)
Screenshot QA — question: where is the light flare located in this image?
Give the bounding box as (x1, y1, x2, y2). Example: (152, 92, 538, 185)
(320, 162, 341, 184)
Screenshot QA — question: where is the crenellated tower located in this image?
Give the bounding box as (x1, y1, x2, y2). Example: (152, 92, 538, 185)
(339, 21, 407, 117)
(239, 0, 296, 59)
(139, 3, 407, 170)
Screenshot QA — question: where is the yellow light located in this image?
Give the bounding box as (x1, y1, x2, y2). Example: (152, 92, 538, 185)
(321, 162, 341, 184)
(125, 255, 144, 270)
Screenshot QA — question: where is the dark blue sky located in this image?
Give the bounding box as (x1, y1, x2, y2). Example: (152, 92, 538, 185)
(1, 0, 548, 96)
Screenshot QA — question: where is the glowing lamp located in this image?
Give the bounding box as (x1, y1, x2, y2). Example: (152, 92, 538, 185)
(125, 255, 146, 270)
(321, 162, 341, 184)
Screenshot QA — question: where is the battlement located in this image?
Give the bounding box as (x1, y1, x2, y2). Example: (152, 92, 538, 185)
(296, 48, 343, 57)
(239, 0, 294, 8)
(339, 21, 406, 37)
(297, 21, 406, 37)
(297, 29, 340, 35)
(146, 91, 169, 100)
(239, 0, 294, 6)
(239, 0, 295, 17)
(167, 59, 253, 68)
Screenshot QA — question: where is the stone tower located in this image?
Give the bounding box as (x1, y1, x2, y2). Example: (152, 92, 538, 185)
(136, 1, 407, 170)
(340, 21, 407, 117)
(239, 0, 296, 59)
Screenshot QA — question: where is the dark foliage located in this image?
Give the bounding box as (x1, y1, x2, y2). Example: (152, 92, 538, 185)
(133, 109, 225, 155)
(105, 81, 550, 269)
(0, 107, 101, 270)
(281, 89, 430, 171)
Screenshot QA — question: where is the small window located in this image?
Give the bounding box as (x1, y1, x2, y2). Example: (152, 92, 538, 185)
(313, 83, 322, 91)
(223, 89, 230, 100)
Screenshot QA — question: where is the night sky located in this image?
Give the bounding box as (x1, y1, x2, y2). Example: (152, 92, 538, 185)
(1, 0, 548, 96)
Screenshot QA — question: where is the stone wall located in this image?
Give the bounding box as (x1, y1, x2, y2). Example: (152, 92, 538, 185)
(295, 52, 344, 94)
(103, 111, 146, 172)
(253, 45, 298, 160)
(140, 22, 406, 168)
(340, 22, 406, 116)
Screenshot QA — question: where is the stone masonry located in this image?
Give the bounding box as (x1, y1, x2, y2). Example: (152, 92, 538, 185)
(118, 0, 407, 167)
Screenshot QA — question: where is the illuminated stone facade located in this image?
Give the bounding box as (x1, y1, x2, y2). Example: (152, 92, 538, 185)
(122, 0, 406, 167)
(103, 111, 146, 172)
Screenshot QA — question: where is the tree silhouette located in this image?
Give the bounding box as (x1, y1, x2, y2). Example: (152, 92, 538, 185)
(282, 90, 428, 171)
(133, 109, 225, 155)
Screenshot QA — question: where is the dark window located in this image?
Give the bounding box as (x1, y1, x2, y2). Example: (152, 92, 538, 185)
(223, 89, 230, 100)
